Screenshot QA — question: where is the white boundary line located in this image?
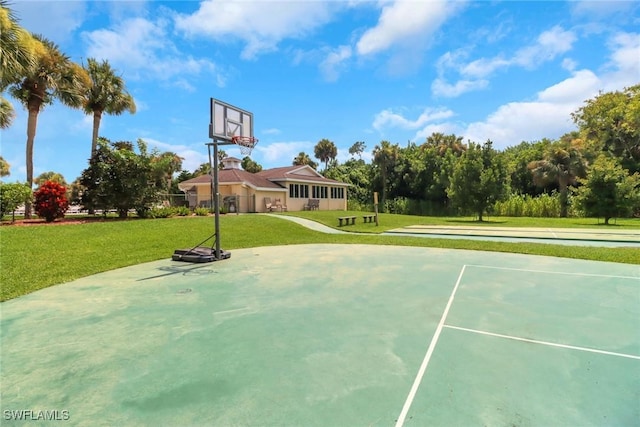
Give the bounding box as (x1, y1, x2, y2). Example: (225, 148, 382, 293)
(466, 264, 639, 280)
(444, 325, 640, 360)
(394, 265, 467, 427)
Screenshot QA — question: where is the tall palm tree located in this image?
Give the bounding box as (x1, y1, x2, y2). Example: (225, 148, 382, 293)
(8, 34, 90, 217)
(313, 138, 337, 172)
(292, 151, 318, 169)
(528, 140, 587, 217)
(372, 140, 398, 211)
(152, 151, 183, 192)
(0, 0, 37, 128)
(82, 58, 136, 157)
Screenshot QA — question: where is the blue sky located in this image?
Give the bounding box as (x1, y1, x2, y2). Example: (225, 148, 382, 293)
(2, 0, 639, 184)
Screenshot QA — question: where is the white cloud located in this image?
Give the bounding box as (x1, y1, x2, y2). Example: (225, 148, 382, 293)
(373, 107, 455, 132)
(82, 17, 225, 87)
(319, 45, 353, 82)
(174, 1, 336, 59)
(602, 32, 640, 90)
(261, 128, 281, 135)
(572, 0, 639, 18)
(356, 0, 455, 56)
(434, 26, 577, 98)
(11, 1, 86, 43)
(431, 78, 488, 98)
(255, 141, 314, 166)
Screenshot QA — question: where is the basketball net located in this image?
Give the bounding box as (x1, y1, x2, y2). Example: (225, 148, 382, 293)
(232, 136, 258, 156)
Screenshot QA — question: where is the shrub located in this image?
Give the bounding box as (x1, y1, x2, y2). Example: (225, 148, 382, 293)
(0, 182, 32, 219)
(149, 207, 174, 218)
(194, 207, 209, 216)
(174, 206, 191, 216)
(33, 181, 69, 222)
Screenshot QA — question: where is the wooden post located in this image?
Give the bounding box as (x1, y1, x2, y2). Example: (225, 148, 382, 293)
(374, 192, 379, 226)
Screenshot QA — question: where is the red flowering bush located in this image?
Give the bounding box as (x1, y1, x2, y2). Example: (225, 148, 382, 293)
(33, 180, 69, 222)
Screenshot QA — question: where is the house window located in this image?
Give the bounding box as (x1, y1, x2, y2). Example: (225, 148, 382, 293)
(330, 187, 344, 199)
(312, 185, 328, 198)
(289, 184, 309, 198)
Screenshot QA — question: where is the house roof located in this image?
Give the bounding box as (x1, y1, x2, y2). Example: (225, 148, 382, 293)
(178, 164, 348, 191)
(256, 165, 349, 186)
(178, 169, 285, 192)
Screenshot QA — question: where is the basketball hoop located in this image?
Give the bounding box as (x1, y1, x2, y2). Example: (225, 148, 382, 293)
(232, 135, 258, 156)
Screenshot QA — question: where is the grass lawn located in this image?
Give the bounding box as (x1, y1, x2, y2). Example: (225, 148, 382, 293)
(1, 214, 638, 301)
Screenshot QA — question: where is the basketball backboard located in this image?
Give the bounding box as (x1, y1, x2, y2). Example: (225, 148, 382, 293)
(209, 98, 254, 144)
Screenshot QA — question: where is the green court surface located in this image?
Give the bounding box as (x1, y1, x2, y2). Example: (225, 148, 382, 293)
(1, 244, 638, 426)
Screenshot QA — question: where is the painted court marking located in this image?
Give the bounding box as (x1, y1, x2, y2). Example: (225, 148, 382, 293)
(394, 265, 466, 427)
(394, 263, 638, 427)
(444, 325, 640, 360)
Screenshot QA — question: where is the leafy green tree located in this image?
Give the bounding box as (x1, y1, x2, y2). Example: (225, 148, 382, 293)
(324, 158, 373, 207)
(0, 156, 10, 177)
(424, 132, 466, 156)
(574, 155, 640, 224)
(447, 141, 507, 221)
(79, 138, 161, 218)
(528, 139, 587, 217)
(372, 140, 399, 211)
(34, 171, 67, 187)
(0, 1, 37, 129)
(8, 34, 90, 217)
(501, 140, 551, 196)
(348, 141, 366, 159)
(0, 182, 32, 219)
(572, 84, 640, 174)
(293, 151, 318, 169)
(82, 58, 136, 157)
(241, 156, 262, 173)
(313, 138, 337, 172)
(151, 151, 183, 192)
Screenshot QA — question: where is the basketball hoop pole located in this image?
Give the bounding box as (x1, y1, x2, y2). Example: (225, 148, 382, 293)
(208, 140, 222, 260)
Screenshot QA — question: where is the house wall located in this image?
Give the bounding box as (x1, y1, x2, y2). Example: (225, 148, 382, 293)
(285, 183, 347, 211)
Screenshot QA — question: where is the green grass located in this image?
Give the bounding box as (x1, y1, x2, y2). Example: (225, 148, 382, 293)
(282, 210, 640, 233)
(1, 214, 638, 302)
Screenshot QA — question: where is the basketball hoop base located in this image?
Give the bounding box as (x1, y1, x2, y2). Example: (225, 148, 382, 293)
(172, 246, 231, 263)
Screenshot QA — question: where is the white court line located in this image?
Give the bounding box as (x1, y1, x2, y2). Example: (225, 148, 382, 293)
(547, 228, 558, 238)
(466, 264, 639, 280)
(394, 265, 467, 427)
(444, 325, 640, 360)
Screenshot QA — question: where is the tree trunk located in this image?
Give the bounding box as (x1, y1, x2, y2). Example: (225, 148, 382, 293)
(24, 107, 39, 219)
(477, 210, 484, 222)
(604, 216, 610, 225)
(91, 110, 102, 157)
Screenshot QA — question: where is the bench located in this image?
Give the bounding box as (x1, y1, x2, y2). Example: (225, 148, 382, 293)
(362, 214, 376, 223)
(338, 216, 356, 226)
(304, 199, 320, 210)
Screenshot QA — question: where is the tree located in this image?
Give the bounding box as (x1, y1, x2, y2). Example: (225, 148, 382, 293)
(34, 171, 67, 187)
(528, 139, 587, 217)
(348, 141, 366, 159)
(574, 155, 640, 224)
(293, 151, 318, 169)
(313, 138, 337, 172)
(0, 182, 32, 220)
(8, 34, 90, 217)
(447, 141, 507, 221)
(241, 156, 262, 173)
(424, 132, 466, 157)
(0, 156, 10, 177)
(151, 151, 183, 192)
(372, 140, 398, 211)
(79, 138, 161, 218)
(572, 84, 640, 174)
(0, 1, 37, 129)
(82, 58, 136, 157)
(33, 180, 69, 222)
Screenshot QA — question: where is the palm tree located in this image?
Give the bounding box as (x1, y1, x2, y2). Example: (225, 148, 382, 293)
(8, 34, 90, 217)
(0, 0, 37, 128)
(372, 140, 398, 211)
(152, 151, 183, 192)
(425, 132, 466, 156)
(82, 58, 136, 157)
(528, 140, 587, 217)
(0, 156, 10, 177)
(292, 151, 318, 169)
(313, 138, 337, 172)
(34, 171, 67, 187)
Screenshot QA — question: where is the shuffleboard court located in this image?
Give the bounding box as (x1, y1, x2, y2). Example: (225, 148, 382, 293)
(1, 244, 638, 426)
(387, 225, 640, 246)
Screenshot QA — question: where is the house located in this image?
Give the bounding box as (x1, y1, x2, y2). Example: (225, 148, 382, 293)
(177, 157, 349, 212)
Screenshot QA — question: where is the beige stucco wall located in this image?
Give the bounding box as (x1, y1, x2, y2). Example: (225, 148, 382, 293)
(189, 182, 347, 212)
